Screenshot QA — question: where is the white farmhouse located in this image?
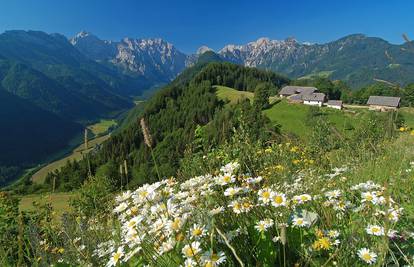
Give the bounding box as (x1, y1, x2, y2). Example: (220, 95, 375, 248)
(302, 93, 326, 107)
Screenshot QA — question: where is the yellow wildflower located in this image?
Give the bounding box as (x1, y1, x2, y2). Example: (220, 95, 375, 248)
(312, 237, 332, 250)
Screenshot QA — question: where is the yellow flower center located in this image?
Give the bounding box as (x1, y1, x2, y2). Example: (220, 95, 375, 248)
(184, 247, 196, 257)
(172, 218, 181, 230)
(362, 253, 372, 261)
(223, 176, 231, 183)
(371, 227, 380, 233)
(113, 252, 121, 263)
(192, 228, 202, 236)
(176, 233, 184, 241)
(274, 195, 283, 204)
(140, 191, 149, 198)
(261, 191, 270, 199)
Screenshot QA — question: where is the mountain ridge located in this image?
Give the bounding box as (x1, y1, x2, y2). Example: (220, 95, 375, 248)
(70, 31, 414, 88)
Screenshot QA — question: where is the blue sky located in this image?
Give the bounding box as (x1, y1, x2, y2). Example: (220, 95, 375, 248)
(1, 0, 413, 53)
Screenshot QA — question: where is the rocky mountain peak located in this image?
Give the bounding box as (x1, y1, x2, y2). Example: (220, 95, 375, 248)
(196, 45, 214, 55)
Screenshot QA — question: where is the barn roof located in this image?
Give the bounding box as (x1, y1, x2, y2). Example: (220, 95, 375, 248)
(302, 93, 326, 102)
(367, 96, 400, 107)
(279, 86, 318, 96)
(326, 100, 343, 106)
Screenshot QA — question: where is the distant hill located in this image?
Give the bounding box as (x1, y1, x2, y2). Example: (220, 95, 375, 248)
(0, 30, 138, 121)
(0, 88, 82, 186)
(219, 35, 414, 88)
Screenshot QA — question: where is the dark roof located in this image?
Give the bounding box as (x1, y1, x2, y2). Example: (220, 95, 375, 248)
(367, 96, 400, 107)
(288, 94, 303, 101)
(279, 86, 318, 96)
(302, 93, 326, 102)
(326, 100, 343, 106)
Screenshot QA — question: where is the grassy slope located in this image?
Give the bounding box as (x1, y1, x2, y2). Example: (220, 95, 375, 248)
(215, 85, 254, 104)
(216, 85, 414, 138)
(30, 119, 118, 184)
(31, 134, 110, 184)
(19, 192, 73, 219)
(87, 119, 117, 136)
(400, 107, 414, 128)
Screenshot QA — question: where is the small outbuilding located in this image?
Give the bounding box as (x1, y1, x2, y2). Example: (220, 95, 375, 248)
(326, 100, 343, 110)
(367, 96, 400, 111)
(303, 93, 326, 107)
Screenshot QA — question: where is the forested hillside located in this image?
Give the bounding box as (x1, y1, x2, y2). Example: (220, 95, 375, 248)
(0, 88, 81, 186)
(0, 31, 138, 121)
(40, 62, 289, 191)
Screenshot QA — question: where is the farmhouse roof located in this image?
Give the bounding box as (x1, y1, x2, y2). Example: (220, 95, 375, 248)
(279, 86, 318, 96)
(367, 96, 400, 107)
(326, 100, 343, 106)
(302, 93, 326, 102)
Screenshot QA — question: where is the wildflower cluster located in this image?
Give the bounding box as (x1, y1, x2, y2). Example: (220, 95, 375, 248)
(96, 163, 413, 266)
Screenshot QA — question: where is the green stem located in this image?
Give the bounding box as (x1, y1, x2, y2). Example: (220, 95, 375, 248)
(151, 148, 161, 181)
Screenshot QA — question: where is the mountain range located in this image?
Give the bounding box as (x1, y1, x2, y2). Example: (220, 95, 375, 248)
(71, 31, 414, 88)
(1, 29, 414, 186)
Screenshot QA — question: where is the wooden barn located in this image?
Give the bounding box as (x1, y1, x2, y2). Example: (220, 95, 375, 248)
(367, 96, 400, 111)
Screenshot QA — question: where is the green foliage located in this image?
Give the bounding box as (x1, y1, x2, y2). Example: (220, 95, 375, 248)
(350, 82, 401, 104)
(253, 82, 272, 110)
(0, 192, 19, 264)
(70, 175, 114, 217)
(193, 62, 289, 92)
(402, 83, 414, 107)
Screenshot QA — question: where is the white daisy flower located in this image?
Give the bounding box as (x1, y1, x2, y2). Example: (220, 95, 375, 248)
(220, 162, 240, 174)
(215, 174, 236, 186)
(201, 251, 227, 266)
(113, 202, 128, 213)
(183, 258, 197, 267)
(254, 218, 274, 233)
(190, 224, 207, 239)
(270, 192, 287, 207)
(357, 248, 377, 264)
(325, 190, 341, 199)
(292, 194, 312, 204)
(182, 241, 202, 258)
(366, 225, 384, 236)
(291, 216, 310, 228)
(224, 187, 241, 197)
(106, 246, 124, 267)
(228, 200, 241, 214)
(246, 176, 263, 184)
(116, 191, 132, 203)
(258, 188, 273, 204)
(361, 191, 378, 204)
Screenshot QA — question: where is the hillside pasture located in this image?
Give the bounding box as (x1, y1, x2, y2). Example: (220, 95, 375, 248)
(31, 135, 110, 184)
(215, 85, 366, 138)
(87, 119, 117, 136)
(19, 192, 73, 219)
